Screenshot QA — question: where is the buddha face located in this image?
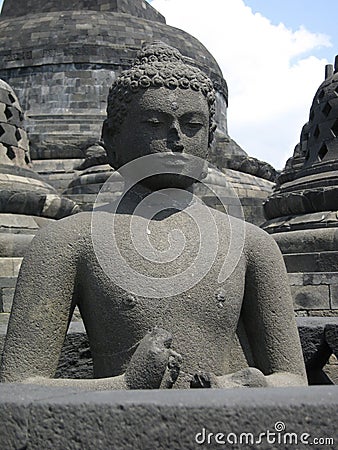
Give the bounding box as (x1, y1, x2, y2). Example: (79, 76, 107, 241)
(103, 87, 210, 190)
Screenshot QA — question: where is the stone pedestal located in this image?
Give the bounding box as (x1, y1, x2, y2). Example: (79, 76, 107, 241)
(0, 384, 337, 449)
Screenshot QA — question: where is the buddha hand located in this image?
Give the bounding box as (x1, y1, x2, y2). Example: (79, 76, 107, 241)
(124, 327, 182, 389)
(190, 368, 268, 389)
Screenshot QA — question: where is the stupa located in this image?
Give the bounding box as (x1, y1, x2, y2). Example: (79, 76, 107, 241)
(0, 79, 79, 313)
(0, 0, 275, 225)
(0, 0, 228, 172)
(262, 58, 338, 317)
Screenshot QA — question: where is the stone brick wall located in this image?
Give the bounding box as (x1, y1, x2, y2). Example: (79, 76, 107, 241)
(0, 64, 115, 160)
(272, 229, 338, 317)
(1, 0, 166, 23)
(0, 11, 227, 163)
(290, 273, 338, 317)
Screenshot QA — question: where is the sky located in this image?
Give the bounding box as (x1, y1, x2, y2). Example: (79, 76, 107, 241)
(0, 0, 337, 168)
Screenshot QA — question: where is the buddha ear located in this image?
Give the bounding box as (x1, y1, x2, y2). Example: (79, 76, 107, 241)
(102, 120, 119, 169)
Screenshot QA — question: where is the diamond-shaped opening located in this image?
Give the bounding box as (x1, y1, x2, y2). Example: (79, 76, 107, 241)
(4, 106, 13, 120)
(318, 89, 325, 100)
(318, 144, 328, 161)
(6, 148, 16, 160)
(15, 128, 21, 141)
(24, 155, 31, 165)
(313, 125, 320, 138)
(8, 93, 16, 104)
(0, 124, 4, 137)
(331, 119, 338, 138)
(322, 102, 332, 117)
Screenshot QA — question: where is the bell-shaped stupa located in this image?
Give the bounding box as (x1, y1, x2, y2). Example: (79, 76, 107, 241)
(0, 79, 79, 313)
(262, 58, 338, 317)
(0, 0, 275, 224)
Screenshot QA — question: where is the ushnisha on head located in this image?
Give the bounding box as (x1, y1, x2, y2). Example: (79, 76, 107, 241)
(102, 42, 216, 170)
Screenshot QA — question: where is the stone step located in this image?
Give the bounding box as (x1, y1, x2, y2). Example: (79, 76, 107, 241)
(284, 251, 338, 273)
(33, 158, 83, 174)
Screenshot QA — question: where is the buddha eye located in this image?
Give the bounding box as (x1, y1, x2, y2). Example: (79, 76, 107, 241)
(187, 122, 203, 129)
(183, 121, 204, 132)
(180, 113, 206, 134)
(144, 118, 163, 127)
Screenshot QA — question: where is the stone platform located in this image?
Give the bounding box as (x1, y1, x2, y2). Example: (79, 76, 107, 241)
(0, 384, 337, 449)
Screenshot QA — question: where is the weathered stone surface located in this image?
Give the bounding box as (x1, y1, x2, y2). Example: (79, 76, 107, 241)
(262, 61, 338, 315)
(55, 332, 93, 380)
(0, 5, 228, 161)
(324, 358, 338, 384)
(0, 385, 337, 450)
(285, 271, 338, 317)
(288, 273, 304, 286)
(1, 0, 166, 23)
(297, 317, 338, 384)
(292, 285, 330, 310)
(0, 79, 30, 167)
(304, 273, 338, 286)
(0, 80, 80, 219)
(208, 152, 278, 182)
(0, 80, 80, 314)
(1, 318, 337, 385)
(0, 287, 15, 313)
(65, 163, 273, 225)
(331, 285, 338, 309)
(326, 324, 338, 358)
(297, 318, 333, 369)
(284, 251, 338, 273)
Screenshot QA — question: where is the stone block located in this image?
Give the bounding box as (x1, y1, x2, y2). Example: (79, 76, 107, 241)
(331, 285, 338, 309)
(291, 285, 330, 310)
(0, 257, 22, 278)
(323, 363, 338, 385)
(0, 276, 18, 289)
(320, 252, 338, 272)
(309, 311, 338, 317)
(288, 273, 304, 286)
(1, 287, 15, 313)
(284, 252, 338, 273)
(0, 385, 337, 450)
(304, 272, 338, 286)
(295, 310, 309, 317)
(296, 317, 332, 370)
(325, 324, 338, 358)
(284, 253, 318, 273)
(55, 332, 93, 379)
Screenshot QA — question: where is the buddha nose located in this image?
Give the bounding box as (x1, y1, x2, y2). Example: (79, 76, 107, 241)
(168, 122, 184, 152)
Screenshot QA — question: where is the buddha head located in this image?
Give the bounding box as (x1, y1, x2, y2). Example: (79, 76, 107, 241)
(102, 42, 216, 190)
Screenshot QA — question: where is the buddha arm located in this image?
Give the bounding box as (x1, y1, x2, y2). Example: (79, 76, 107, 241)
(239, 225, 307, 387)
(0, 219, 130, 390)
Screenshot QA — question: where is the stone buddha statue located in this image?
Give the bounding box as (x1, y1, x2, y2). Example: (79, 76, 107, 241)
(0, 43, 307, 389)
